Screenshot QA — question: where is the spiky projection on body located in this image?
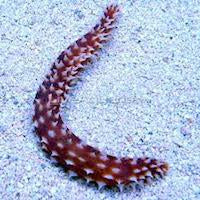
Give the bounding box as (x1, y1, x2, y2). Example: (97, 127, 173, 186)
(33, 5, 168, 191)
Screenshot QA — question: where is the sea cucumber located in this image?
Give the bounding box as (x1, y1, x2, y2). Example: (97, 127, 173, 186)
(33, 4, 169, 190)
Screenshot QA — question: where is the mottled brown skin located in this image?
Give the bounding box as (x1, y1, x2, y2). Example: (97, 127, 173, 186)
(33, 5, 169, 190)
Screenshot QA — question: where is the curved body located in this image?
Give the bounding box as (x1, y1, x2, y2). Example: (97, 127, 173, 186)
(33, 5, 168, 189)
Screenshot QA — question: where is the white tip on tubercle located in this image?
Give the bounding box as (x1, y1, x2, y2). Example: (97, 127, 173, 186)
(58, 82, 65, 88)
(63, 55, 68, 61)
(51, 150, 59, 157)
(41, 136, 48, 144)
(97, 181, 106, 190)
(118, 184, 124, 192)
(46, 101, 51, 109)
(52, 121, 57, 127)
(50, 156, 58, 164)
(55, 89, 63, 96)
(68, 59, 74, 65)
(65, 49, 72, 57)
(145, 171, 153, 178)
(129, 176, 137, 182)
(47, 110, 52, 117)
(54, 113, 60, 119)
(73, 42, 79, 50)
(68, 170, 77, 178)
(80, 47, 87, 52)
(50, 76, 54, 82)
(38, 116, 45, 124)
(84, 168, 93, 175)
(65, 159, 74, 165)
(103, 174, 113, 180)
(34, 120, 39, 128)
(55, 60, 65, 68)
(41, 143, 48, 151)
(81, 37, 87, 43)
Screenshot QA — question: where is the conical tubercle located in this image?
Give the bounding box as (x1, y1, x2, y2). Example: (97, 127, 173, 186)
(33, 4, 169, 189)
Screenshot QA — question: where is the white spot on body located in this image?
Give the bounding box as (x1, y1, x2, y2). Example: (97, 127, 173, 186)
(54, 113, 59, 119)
(133, 168, 141, 174)
(55, 60, 64, 68)
(55, 89, 63, 96)
(73, 42, 79, 50)
(84, 168, 93, 174)
(90, 152, 96, 157)
(65, 159, 74, 165)
(66, 138, 72, 145)
(34, 120, 39, 128)
(76, 64, 84, 70)
(38, 116, 45, 124)
(80, 47, 87, 53)
(41, 143, 48, 151)
(141, 166, 148, 171)
(49, 85, 54, 92)
(157, 162, 165, 167)
(103, 174, 113, 180)
(96, 163, 106, 169)
(68, 59, 74, 65)
(144, 158, 151, 164)
(70, 70, 77, 76)
(87, 46, 95, 52)
(130, 159, 137, 165)
(35, 99, 40, 105)
(99, 155, 108, 162)
(57, 142, 64, 149)
(66, 49, 73, 57)
(81, 37, 87, 43)
(38, 104, 43, 111)
(139, 175, 145, 180)
(46, 101, 51, 109)
(62, 71, 68, 77)
(40, 85, 46, 92)
(78, 157, 86, 162)
(91, 35, 99, 41)
(52, 121, 57, 127)
(67, 75, 75, 82)
(48, 130, 56, 138)
(41, 136, 48, 144)
(150, 164, 157, 168)
(115, 158, 121, 164)
(51, 150, 59, 157)
(63, 55, 68, 61)
(76, 142, 84, 149)
(129, 176, 137, 182)
(47, 110, 52, 117)
(65, 85, 70, 91)
(60, 128, 66, 136)
(58, 82, 65, 88)
(48, 93, 53, 101)
(50, 76, 54, 82)
(95, 42, 103, 48)
(111, 167, 120, 174)
(145, 171, 153, 177)
(68, 151, 76, 157)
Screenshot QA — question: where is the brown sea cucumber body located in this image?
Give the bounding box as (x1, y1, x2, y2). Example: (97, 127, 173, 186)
(33, 5, 168, 190)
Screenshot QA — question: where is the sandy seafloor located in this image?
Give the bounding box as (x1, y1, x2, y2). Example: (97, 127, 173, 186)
(0, 0, 200, 199)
